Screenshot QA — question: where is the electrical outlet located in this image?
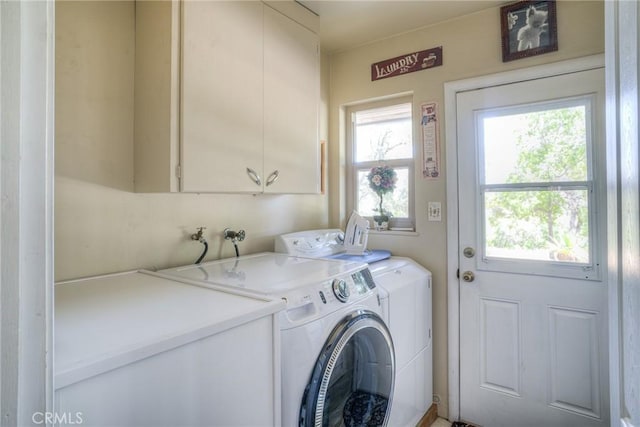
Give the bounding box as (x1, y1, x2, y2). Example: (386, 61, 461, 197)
(428, 202, 442, 221)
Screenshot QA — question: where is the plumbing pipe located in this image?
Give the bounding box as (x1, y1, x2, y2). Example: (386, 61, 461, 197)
(195, 241, 209, 264)
(191, 227, 208, 264)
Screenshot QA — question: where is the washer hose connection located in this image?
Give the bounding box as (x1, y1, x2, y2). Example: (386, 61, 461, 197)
(191, 227, 208, 264)
(224, 228, 245, 257)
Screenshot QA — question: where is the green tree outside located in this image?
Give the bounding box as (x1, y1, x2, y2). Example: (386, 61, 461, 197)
(485, 106, 590, 262)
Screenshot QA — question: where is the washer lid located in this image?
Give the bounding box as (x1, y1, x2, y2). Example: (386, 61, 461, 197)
(162, 253, 367, 296)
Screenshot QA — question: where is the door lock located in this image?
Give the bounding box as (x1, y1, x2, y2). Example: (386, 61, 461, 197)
(463, 247, 475, 258)
(462, 271, 475, 282)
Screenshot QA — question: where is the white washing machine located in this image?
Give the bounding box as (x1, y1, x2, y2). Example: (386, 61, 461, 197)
(158, 252, 396, 426)
(275, 230, 433, 427)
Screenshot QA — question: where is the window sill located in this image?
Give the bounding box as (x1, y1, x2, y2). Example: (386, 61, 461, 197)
(368, 229, 419, 237)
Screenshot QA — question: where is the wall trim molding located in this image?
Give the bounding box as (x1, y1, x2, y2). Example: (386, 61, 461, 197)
(0, 0, 55, 424)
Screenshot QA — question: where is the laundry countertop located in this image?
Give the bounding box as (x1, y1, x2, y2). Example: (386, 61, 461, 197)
(55, 270, 284, 389)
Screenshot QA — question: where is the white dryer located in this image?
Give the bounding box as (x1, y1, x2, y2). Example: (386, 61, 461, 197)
(158, 253, 396, 426)
(275, 230, 433, 427)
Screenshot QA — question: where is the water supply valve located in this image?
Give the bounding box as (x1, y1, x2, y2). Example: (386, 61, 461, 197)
(224, 228, 246, 257)
(223, 228, 245, 243)
(191, 227, 207, 242)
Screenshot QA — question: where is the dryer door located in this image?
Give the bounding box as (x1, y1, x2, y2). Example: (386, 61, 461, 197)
(300, 310, 395, 427)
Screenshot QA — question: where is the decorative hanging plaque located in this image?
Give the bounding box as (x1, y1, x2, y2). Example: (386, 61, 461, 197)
(371, 46, 443, 81)
(421, 102, 440, 180)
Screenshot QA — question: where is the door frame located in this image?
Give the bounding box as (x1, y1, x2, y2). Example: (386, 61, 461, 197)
(0, 0, 55, 424)
(444, 54, 605, 422)
(605, 1, 640, 426)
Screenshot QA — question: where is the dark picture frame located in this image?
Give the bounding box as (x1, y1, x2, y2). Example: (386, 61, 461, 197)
(501, 0, 558, 62)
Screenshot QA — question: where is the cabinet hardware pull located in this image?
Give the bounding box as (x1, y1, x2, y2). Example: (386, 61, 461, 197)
(246, 168, 261, 186)
(266, 170, 279, 187)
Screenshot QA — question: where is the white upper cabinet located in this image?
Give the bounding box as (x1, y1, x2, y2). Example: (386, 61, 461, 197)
(181, 1, 264, 193)
(134, 0, 320, 194)
(263, 6, 320, 194)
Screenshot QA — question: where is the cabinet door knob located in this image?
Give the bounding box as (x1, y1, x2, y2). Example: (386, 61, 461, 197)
(266, 170, 280, 187)
(246, 168, 261, 186)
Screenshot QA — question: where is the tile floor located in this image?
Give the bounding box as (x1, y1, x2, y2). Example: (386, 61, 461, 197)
(432, 417, 452, 427)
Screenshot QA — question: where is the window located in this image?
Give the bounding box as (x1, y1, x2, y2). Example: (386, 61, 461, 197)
(479, 97, 596, 266)
(347, 98, 414, 230)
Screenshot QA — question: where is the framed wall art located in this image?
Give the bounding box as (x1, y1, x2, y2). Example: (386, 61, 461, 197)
(501, 0, 558, 62)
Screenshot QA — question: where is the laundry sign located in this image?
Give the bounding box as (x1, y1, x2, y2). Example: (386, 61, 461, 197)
(371, 46, 443, 81)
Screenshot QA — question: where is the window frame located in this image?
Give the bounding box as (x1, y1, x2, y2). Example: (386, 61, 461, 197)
(346, 96, 415, 231)
(475, 95, 601, 280)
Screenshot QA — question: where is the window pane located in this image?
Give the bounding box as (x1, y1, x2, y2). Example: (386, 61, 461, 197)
(484, 189, 590, 263)
(354, 103, 412, 162)
(357, 168, 409, 218)
(482, 105, 588, 185)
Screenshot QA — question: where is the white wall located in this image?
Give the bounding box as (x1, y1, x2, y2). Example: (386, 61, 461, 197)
(328, 1, 605, 417)
(55, 1, 329, 280)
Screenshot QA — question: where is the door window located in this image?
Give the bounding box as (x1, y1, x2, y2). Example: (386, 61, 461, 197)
(477, 97, 598, 278)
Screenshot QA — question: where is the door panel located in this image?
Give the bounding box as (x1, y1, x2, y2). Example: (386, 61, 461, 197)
(457, 68, 608, 426)
(548, 306, 601, 418)
(479, 297, 521, 396)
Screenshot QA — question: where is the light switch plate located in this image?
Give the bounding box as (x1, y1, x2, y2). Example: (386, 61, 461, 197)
(428, 202, 442, 221)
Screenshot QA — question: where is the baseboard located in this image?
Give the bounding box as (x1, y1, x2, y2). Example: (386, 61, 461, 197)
(416, 403, 438, 427)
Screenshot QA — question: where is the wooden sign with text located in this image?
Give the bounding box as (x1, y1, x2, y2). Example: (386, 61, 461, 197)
(371, 46, 443, 81)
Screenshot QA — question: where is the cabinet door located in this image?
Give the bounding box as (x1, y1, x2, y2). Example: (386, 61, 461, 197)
(181, 1, 264, 193)
(263, 6, 320, 194)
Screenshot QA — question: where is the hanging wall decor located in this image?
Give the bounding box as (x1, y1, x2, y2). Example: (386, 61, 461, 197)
(371, 46, 442, 81)
(421, 102, 440, 180)
(501, 0, 558, 62)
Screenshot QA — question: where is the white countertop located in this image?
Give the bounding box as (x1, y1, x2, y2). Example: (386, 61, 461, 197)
(55, 270, 284, 389)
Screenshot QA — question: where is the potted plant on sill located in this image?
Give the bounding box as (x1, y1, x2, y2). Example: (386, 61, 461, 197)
(367, 165, 397, 231)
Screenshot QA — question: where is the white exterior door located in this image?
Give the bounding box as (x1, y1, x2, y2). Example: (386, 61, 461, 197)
(456, 68, 609, 426)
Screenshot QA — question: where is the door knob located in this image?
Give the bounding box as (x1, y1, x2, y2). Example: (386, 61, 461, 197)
(462, 271, 475, 282)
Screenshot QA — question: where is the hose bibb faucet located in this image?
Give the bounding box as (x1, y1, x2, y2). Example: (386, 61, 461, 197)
(224, 228, 245, 257)
(191, 227, 208, 264)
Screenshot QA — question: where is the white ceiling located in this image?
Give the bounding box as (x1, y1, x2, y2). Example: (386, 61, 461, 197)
(298, 0, 505, 53)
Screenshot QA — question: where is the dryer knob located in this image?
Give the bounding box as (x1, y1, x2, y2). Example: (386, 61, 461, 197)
(332, 279, 350, 303)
